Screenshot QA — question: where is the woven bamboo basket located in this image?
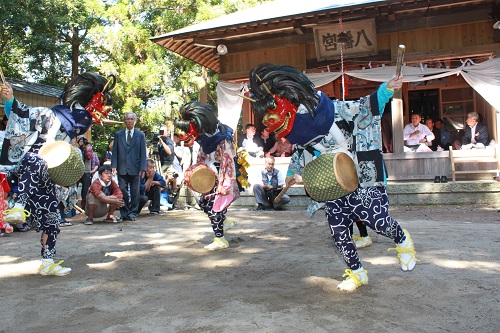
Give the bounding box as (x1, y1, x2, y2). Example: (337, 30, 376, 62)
(39, 141, 84, 187)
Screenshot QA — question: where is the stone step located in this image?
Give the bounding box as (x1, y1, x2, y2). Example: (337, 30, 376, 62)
(176, 180, 500, 208)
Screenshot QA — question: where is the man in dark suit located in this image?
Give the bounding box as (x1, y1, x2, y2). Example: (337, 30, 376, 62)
(461, 111, 489, 148)
(111, 112, 147, 221)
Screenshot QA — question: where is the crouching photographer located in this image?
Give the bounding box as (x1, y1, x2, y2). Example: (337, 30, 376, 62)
(252, 156, 290, 211)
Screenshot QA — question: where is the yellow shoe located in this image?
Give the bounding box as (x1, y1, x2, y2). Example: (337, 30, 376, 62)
(38, 259, 72, 276)
(337, 268, 368, 292)
(4, 208, 30, 224)
(388, 229, 419, 271)
(204, 237, 229, 250)
(353, 235, 372, 249)
(223, 219, 236, 231)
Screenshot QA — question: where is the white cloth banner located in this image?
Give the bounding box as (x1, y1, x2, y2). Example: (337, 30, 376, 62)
(216, 58, 500, 126)
(216, 81, 245, 132)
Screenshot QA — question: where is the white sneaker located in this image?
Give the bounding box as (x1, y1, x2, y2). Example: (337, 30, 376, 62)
(353, 235, 372, 249)
(337, 268, 368, 291)
(223, 219, 236, 231)
(204, 237, 229, 250)
(39, 259, 72, 276)
(388, 229, 419, 271)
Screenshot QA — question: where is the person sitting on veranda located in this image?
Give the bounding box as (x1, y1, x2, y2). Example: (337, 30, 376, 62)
(454, 111, 489, 150)
(434, 118, 451, 149)
(403, 113, 435, 150)
(238, 123, 264, 158)
(266, 137, 293, 157)
(425, 118, 441, 151)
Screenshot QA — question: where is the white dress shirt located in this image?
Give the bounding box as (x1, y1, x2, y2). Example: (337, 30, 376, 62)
(403, 123, 435, 146)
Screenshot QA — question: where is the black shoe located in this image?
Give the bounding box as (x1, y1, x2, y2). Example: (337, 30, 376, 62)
(441, 176, 448, 183)
(255, 204, 265, 211)
(149, 211, 165, 216)
(15, 223, 30, 232)
(129, 215, 137, 221)
(434, 176, 441, 183)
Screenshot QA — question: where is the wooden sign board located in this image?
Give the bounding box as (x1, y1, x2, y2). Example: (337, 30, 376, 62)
(313, 19, 378, 61)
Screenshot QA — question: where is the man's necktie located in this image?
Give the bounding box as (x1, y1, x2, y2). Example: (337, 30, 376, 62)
(127, 130, 132, 146)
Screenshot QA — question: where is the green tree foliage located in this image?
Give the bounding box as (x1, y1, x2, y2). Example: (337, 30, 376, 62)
(0, 0, 41, 79)
(0, 0, 271, 156)
(0, 0, 107, 84)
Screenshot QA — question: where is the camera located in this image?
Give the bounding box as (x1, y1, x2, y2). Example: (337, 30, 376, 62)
(150, 132, 159, 144)
(150, 130, 166, 145)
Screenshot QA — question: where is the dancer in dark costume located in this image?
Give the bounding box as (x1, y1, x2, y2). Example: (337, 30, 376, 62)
(174, 102, 239, 250)
(248, 64, 417, 291)
(0, 73, 115, 276)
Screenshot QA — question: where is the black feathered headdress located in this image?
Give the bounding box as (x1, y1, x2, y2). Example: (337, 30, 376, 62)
(61, 72, 114, 107)
(248, 64, 320, 118)
(174, 101, 220, 146)
(175, 101, 218, 134)
(60, 72, 116, 123)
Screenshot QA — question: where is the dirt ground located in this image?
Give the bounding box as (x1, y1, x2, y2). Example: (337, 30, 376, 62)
(1, 204, 499, 333)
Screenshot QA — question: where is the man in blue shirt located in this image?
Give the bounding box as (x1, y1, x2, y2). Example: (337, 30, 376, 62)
(435, 118, 451, 149)
(138, 159, 167, 215)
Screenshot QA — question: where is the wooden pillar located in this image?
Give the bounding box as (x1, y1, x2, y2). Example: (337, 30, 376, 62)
(392, 89, 404, 154)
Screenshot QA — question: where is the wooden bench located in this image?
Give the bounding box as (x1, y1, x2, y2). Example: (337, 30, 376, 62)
(449, 146, 500, 181)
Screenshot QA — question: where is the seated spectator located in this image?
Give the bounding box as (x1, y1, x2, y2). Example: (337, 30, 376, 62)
(425, 118, 441, 151)
(434, 118, 451, 149)
(455, 111, 489, 150)
(260, 128, 276, 154)
(138, 159, 167, 216)
(266, 137, 293, 157)
(85, 165, 124, 225)
(92, 164, 118, 184)
(238, 123, 264, 157)
(403, 113, 435, 150)
(253, 156, 290, 211)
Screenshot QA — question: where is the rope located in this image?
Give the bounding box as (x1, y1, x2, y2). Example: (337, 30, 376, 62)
(339, 18, 346, 102)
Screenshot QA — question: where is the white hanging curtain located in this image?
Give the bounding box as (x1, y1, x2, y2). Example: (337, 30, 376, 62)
(216, 58, 500, 126)
(307, 72, 341, 87)
(459, 58, 500, 111)
(345, 65, 460, 82)
(216, 81, 245, 132)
